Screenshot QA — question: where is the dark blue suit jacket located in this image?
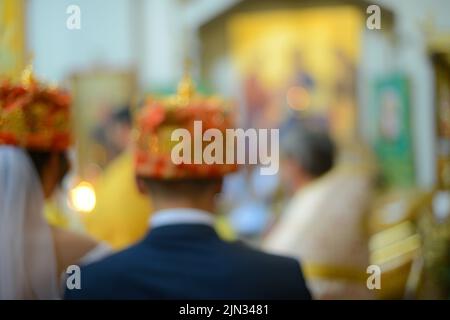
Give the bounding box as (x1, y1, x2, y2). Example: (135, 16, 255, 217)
(64, 224, 311, 299)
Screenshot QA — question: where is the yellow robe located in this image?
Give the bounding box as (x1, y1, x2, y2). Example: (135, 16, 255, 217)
(83, 152, 152, 249)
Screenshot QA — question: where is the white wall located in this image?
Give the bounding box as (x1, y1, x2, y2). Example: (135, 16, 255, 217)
(136, 0, 183, 89)
(27, 0, 135, 83)
(26, 0, 234, 87)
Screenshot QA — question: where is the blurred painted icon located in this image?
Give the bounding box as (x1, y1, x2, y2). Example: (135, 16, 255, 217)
(380, 90, 401, 141)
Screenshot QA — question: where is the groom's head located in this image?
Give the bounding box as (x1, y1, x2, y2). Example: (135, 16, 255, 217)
(132, 75, 237, 213)
(136, 177, 223, 212)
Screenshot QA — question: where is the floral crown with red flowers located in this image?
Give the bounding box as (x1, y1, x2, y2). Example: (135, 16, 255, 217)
(134, 73, 238, 179)
(0, 65, 72, 151)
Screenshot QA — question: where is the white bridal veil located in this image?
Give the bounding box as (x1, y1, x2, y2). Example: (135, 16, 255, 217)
(0, 146, 59, 299)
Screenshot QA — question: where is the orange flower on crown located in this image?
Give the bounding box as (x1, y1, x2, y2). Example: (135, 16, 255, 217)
(0, 66, 72, 151)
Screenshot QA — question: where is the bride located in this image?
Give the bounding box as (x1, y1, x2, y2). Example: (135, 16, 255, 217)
(0, 69, 110, 299)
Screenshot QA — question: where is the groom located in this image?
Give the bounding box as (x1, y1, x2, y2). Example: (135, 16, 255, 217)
(64, 75, 311, 300)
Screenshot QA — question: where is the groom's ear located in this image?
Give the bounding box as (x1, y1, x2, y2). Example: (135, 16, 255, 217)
(213, 177, 223, 195)
(136, 175, 149, 195)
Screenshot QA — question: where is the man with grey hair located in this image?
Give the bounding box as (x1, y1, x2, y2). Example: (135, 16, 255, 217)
(264, 120, 375, 299)
(279, 123, 335, 196)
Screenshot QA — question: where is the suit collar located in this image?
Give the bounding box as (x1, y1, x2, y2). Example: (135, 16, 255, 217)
(149, 208, 215, 229)
(144, 223, 221, 244)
